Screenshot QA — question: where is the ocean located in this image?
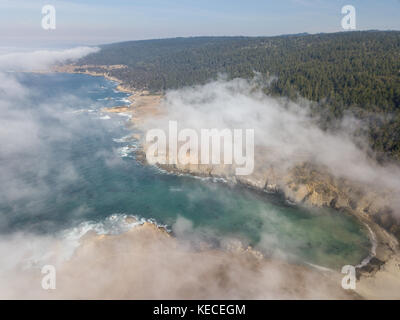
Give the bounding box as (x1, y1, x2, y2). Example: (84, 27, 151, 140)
(0, 72, 371, 269)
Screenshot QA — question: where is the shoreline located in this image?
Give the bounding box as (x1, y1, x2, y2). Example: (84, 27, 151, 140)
(5, 217, 358, 299)
(52, 65, 400, 299)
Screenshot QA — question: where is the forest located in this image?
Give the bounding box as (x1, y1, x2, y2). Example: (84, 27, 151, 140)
(76, 31, 400, 160)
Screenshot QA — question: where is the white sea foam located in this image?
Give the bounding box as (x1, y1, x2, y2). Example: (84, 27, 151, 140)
(64, 214, 144, 238)
(117, 98, 131, 104)
(356, 223, 378, 269)
(59, 214, 169, 260)
(169, 187, 183, 192)
(117, 112, 132, 119)
(6, 214, 150, 268)
(113, 135, 133, 143)
(117, 145, 137, 158)
(155, 166, 228, 184)
(305, 262, 335, 273)
(285, 199, 296, 206)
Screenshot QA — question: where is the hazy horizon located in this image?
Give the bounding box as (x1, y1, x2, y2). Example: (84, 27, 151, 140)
(1, 0, 399, 48)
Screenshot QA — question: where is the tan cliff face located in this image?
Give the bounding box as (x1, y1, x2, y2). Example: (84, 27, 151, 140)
(282, 164, 399, 243)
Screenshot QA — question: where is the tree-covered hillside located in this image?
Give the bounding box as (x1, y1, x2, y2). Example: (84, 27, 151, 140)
(76, 31, 400, 160)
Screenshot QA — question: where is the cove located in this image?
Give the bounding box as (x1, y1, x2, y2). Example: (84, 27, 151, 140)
(1, 72, 371, 270)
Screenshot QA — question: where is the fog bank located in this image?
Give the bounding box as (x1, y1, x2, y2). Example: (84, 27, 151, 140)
(140, 78, 400, 214)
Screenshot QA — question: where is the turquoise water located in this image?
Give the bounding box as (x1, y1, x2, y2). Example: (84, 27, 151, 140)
(0, 72, 371, 269)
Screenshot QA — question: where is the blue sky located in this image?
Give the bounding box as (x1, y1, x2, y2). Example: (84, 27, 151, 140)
(0, 0, 399, 48)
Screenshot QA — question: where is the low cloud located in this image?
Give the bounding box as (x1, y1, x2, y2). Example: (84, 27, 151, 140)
(0, 54, 397, 299)
(0, 46, 99, 71)
(141, 77, 400, 212)
(0, 64, 120, 232)
(0, 222, 355, 299)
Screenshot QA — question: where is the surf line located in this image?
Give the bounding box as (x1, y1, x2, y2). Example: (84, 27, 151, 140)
(355, 223, 377, 269)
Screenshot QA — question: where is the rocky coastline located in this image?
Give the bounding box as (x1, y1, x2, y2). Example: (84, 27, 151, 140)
(53, 64, 400, 299)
